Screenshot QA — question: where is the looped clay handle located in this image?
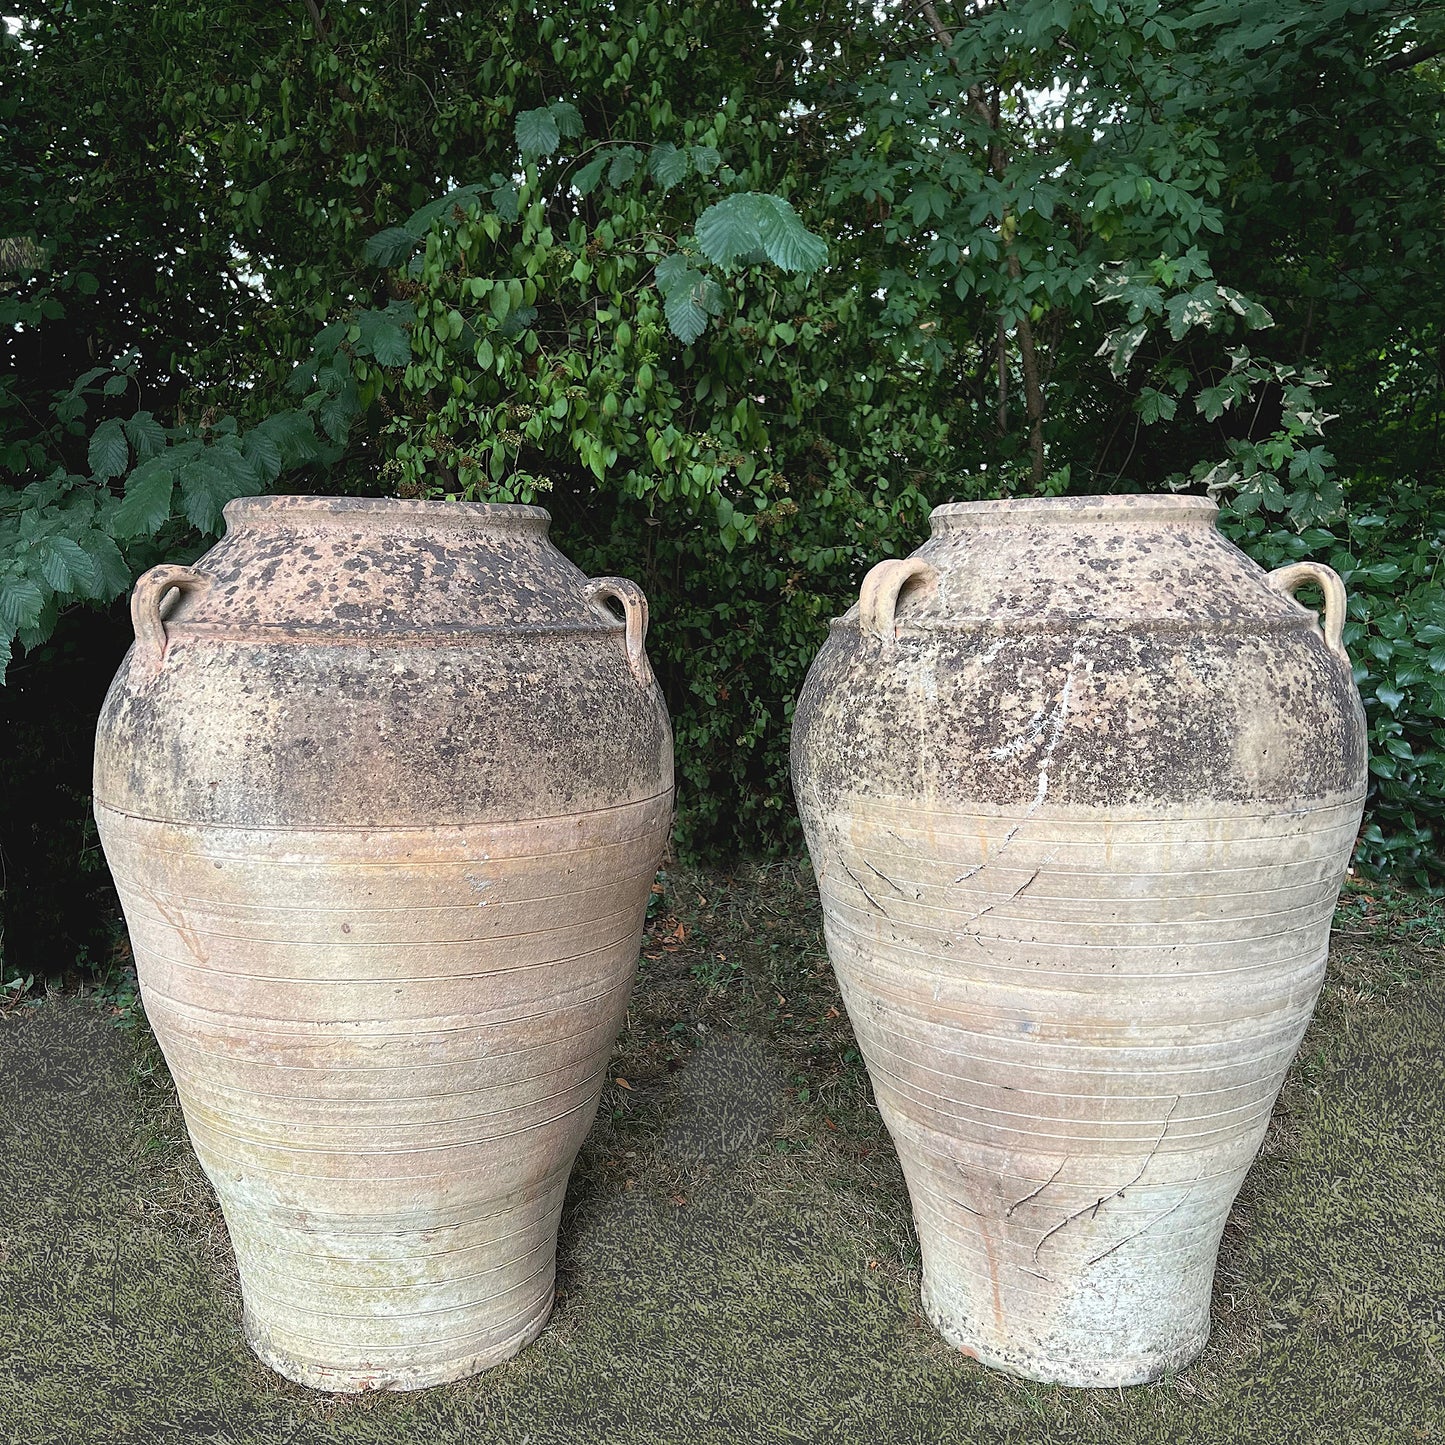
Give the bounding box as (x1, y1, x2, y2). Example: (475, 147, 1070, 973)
(1266, 562, 1350, 665)
(587, 576, 655, 689)
(130, 564, 211, 672)
(859, 558, 937, 651)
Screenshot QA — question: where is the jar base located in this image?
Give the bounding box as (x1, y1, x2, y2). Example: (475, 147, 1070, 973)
(922, 1278, 1209, 1388)
(242, 1285, 555, 1393)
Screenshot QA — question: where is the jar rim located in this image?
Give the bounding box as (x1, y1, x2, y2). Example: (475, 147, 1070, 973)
(931, 495, 1218, 529)
(222, 495, 552, 528)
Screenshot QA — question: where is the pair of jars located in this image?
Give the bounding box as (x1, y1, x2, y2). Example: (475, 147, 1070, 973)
(93, 494, 1365, 1391)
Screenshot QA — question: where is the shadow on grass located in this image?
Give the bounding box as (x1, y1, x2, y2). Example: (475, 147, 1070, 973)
(0, 867, 1441, 1444)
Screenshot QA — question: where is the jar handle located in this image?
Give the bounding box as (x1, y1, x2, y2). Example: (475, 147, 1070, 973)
(131, 564, 210, 672)
(1266, 561, 1350, 664)
(587, 576, 654, 688)
(859, 558, 936, 649)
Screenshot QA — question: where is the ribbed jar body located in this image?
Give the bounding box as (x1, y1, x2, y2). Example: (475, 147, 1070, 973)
(790, 496, 1366, 1386)
(93, 497, 673, 1391)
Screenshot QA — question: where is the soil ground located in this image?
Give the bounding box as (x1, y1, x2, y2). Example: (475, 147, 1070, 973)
(1, 866, 1442, 1445)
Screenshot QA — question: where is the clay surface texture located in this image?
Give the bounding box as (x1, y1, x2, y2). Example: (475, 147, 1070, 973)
(790, 495, 1366, 1387)
(93, 497, 673, 1392)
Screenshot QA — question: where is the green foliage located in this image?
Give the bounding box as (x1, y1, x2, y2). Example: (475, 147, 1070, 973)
(1, 0, 1442, 883)
(1228, 487, 1445, 887)
(0, 367, 323, 668)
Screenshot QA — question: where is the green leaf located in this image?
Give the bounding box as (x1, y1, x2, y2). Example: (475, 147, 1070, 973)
(318, 391, 356, 445)
(358, 311, 411, 366)
(550, 100, 583, 139)
(123, 411, 167, 461)
(516, 106, 561, 161)
(112, 460, 174, 538)
(0, 574, 45, 633)
(573, 155, 608, 197)
(77, 530, 132, 599)
(88, 418, 129, 481)
(649, 143, 690, 191)
(607, 148, 640, 186)
(253, 411, 321, 467)
(663, 280, 708, 344)
(689, 145, 721, 176)
(696, 194, 765, 268)
(102, 373, 129, 396)
(363, 227, 418, 267)
(756, 196, 828, 273)
(406, 185, 484, 232)
(492, 180, 519, 223)
(36, 535, 98, 596)
(241, 428, 284, 482)
(179, 455, 261, 534)
(654, 253, 693, 298)
(489, 281, 512, 325)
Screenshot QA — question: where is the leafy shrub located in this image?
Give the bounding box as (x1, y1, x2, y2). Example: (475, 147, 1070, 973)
(1226, 486, 1445, 886)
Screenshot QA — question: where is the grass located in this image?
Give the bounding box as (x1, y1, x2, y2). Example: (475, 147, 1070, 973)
(1, 866, 1442, 1444)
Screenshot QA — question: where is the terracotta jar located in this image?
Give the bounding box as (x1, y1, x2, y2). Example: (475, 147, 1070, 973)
(93, 497, 673, 1392)
(790, 495, 1366, 1386)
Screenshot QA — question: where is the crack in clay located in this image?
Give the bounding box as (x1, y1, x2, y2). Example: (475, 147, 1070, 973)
(1085, 1189, 1195, 1269)
(864, 858, 918, 899)
(841, 861, 893, 919)
(954, 859, 1052, 936)
(1006, 1159, 1067, 1219)
(1032, 1093, 1181, 1262)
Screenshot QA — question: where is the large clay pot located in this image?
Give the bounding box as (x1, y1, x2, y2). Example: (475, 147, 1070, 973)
(790, 495, 1366, 1386)
(93, 497, 673, 1391)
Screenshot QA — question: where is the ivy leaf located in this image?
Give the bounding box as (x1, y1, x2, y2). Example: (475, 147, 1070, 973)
(37, 535, 98, 596)
(112, 459, 175, 538)
(123, 411, 167, 461)
(88, 418, 129, 481)
(649, 143, 690, 191)
(363, 227, 419, 267)
(0, 573, 45, 633)
(516, 106, 561, 162)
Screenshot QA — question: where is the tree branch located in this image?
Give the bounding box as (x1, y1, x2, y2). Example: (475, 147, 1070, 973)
(1385, 39, 1445, 73)
(303, 0, 334, 49)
